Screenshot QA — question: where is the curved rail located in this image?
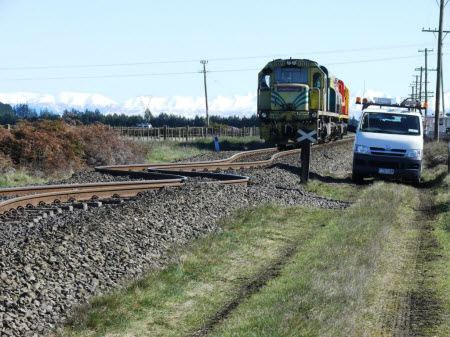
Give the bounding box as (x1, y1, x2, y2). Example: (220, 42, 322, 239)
(0, 137, 354, 215)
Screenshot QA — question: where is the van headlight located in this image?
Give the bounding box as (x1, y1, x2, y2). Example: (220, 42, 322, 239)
(354, 144, 369, 154)
(406, 149, 422, 160)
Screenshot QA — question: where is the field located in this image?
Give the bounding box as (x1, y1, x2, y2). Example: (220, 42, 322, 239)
(55, 141, 449, 337)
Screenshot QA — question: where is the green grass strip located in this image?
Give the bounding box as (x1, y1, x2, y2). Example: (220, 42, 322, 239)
(61, 206, 334, 336)
(0, 170, 47, 188)
(209, 183, 419, 337)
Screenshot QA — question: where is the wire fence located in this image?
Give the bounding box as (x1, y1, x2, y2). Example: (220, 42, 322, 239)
(112, 126, 260, 141)
(1, 124, 260, 141)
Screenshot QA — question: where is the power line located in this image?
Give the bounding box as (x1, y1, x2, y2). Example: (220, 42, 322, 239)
(0, 53, 443, 82)
(0, 43, 435, 71)
(328, 53, 438, 65)
(0, 71, 200, 81)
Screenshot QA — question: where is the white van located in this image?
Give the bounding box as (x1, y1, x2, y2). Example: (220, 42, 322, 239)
(352, 100, 424, 184)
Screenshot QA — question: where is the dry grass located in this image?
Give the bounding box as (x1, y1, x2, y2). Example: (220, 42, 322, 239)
(423, 141, 448, 169)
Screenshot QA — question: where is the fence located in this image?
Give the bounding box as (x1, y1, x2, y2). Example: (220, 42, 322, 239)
(1, 124, 260, 141)
(112, 126, 260, 141)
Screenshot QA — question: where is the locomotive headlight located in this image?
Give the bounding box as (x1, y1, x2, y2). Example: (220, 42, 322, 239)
(311, 112, 317, 119)
(286, 60, 291, 65)
(262, 113, 267, 118)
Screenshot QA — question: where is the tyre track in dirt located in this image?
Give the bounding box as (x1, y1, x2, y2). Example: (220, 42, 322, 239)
(391, 191, 444, 337)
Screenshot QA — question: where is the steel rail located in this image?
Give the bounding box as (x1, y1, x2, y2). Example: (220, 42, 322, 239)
(0, 137, 354, 215)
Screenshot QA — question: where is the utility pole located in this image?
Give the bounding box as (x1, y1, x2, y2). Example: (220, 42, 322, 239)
(419, 48, 434, 118)
(415, 75, 419, 100)
(423, 0, 449, 140)
(418, 67, 423, 101)
(441, 57, 445, 114)
(200, 60, 209, 127)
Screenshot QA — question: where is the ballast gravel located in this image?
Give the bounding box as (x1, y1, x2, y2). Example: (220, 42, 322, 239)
(0, 141, 354, 336)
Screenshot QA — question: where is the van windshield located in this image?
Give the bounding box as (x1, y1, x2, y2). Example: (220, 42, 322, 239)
(360, 112, 421, 136)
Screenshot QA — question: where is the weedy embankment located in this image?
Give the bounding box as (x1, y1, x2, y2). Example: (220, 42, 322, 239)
(0, 121, 148, 186)
(59, 182, 421, 337)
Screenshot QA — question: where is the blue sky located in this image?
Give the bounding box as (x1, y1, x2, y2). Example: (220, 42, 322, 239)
(0, 0, 447, 115)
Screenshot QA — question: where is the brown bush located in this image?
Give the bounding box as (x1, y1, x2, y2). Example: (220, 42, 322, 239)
(0, 121, 149, 176)
(424, 141, 448, 168)
(75, 124, 148, 166)
(4, 120, 84, 175)
(0, 152, 13, 174)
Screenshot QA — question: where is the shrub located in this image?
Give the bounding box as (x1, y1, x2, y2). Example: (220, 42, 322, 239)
(5, 120, 84, 175)
(423, 141, 447, 168)
(0, 121, 149, 176)
(75, 124, 148, 166)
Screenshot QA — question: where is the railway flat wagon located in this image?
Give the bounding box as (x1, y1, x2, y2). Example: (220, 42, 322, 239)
(258, 58, 349, 148)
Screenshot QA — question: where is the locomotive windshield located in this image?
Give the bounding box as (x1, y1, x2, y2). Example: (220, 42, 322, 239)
(360, 112, 421, 136)
(275, 68, 308, 84)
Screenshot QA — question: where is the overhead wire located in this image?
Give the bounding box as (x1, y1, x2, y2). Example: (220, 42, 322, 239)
(0, 52, 444, 82)
(0, 43, 435, 71)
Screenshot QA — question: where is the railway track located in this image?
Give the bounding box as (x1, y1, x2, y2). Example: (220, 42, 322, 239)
(0, 137, 354, 220)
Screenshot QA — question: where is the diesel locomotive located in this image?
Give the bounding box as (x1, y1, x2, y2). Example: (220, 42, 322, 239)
(257, 59, 349, 148)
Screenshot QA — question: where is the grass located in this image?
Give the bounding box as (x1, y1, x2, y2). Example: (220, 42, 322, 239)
(59, 182, 420, 337)
(146, 141, 209, 163)
(304, 174, 359, 202)
(432, 174, 450, 336)
(0, 170, 48, 188)
(209, 183, 419, 337)
(423, 140, 448, 169)
(59, 206, 333, 337)
(146, 137, 266, 163)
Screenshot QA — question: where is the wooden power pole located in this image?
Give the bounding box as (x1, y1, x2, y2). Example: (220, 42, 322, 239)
(419, 48, 434, 118)
(423, 0, 448, 140)
(200, 60, 210, 127)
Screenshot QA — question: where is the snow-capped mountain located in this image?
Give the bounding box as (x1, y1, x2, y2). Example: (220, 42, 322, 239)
(0, 92, 258, 117)
(0, 90, 448, 118)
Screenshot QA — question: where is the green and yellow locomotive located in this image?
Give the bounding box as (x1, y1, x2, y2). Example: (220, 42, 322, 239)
(258, 59, 349, 148)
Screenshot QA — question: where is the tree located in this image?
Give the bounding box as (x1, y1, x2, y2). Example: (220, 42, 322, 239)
(0, 102, 16, 125)
(144, 108, 153, 123)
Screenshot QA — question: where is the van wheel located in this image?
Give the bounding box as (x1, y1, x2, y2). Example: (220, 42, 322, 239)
(412, 177, 421, 187)
(352, 172, 364, 184)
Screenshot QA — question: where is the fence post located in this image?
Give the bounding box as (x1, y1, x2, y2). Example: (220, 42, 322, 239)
(164, 125, 167, 140)
(186, 126, 189, 142)
(7, 124, 10, 131)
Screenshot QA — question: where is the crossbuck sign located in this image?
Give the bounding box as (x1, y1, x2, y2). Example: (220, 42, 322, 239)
(297, 129, 317, 143)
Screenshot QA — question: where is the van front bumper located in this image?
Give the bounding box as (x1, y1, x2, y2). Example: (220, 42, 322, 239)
(353, 153, 422, 180)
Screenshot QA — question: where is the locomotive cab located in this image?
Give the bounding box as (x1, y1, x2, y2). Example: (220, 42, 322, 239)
(258, 58, 348, 146)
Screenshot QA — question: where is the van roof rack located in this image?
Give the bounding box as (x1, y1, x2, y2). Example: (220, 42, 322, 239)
(356, 97, 425, 114)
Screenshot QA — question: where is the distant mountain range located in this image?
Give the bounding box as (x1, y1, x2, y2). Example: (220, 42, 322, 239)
(0, 90, 447, 118)
(0, 92, 258, 118)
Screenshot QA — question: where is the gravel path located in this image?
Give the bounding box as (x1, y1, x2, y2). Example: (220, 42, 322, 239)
(0, 141, 354, 336)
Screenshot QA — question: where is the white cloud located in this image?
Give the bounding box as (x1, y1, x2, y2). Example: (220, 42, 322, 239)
(0, 92, 257, 117)
(1, 90, 448, 120)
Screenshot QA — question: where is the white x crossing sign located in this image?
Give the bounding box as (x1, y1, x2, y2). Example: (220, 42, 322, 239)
(297, 129, 317, 143)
